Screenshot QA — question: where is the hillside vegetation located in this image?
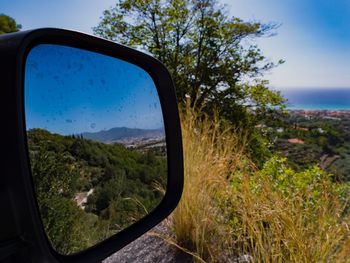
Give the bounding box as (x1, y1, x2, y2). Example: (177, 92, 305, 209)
(166, 105, 350, 263)
(273, 111, 350, 181)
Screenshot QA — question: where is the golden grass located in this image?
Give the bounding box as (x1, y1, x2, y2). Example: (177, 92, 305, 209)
(168, 104, 350, 263)
(169, 104, 250, 262)
(231, 172, 350, 263)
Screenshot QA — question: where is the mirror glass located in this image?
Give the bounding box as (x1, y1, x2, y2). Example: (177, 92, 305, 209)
(24, 44, 167, 255)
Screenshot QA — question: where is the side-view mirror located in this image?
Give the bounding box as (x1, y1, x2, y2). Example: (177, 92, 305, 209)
(0, 28, 183, 263)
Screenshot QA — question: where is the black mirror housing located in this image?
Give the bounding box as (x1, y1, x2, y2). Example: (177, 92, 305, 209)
(0, 28, 183, 263)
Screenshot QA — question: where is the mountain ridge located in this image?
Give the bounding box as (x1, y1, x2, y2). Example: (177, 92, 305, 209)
(82, 126, 165, 144)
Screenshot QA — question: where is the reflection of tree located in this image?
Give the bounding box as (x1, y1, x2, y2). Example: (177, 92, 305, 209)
(30, 146, 91, 254)
(27, 129, 167, 254)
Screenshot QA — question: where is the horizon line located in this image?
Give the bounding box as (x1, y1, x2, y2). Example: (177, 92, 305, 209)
(272, 86, 350, 90)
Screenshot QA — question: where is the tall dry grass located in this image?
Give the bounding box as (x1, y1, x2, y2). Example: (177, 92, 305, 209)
(230, 166, 350, 263)
(169, 104, 251, 262)
(168, 104, 350, 262)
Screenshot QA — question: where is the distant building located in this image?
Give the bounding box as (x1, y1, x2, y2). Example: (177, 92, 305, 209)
(255, 124, 267, 129)
(288, 138, 305, 144)
(295, 126, 308, 131)
(317, 128, 325, 134)
(323, 116, 341, 121)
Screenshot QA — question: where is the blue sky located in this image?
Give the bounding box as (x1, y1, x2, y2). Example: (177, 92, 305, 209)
(25, 44, 163, 134)
(3, 0, 350, 90)
(224, 0, 350, 89)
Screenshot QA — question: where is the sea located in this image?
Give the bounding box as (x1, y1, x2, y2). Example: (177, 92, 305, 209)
(279, 88, 350, 110)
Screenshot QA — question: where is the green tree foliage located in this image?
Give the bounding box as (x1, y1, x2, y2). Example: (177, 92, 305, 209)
(0, 14, 21, 35)
(94, 0, 284, 113)
(94, 0, 285, 164)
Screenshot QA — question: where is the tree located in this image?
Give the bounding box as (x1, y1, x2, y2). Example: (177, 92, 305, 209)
(94, 0, 284, 120)
(94, 0, 286, 165)
(0, 14, 21, 35)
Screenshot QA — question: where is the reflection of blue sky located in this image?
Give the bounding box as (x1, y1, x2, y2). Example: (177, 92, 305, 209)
(25, 44, 164, 135)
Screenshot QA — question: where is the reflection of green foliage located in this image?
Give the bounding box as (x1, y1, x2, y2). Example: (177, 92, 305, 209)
(27, 128, 167, 254)
(39, 196, 93, 254)
(30, 149, 78, 199)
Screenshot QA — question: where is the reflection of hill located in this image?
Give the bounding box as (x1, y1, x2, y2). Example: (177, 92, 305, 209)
(82, 127, 165, 144)
(27, 128, 167, 254)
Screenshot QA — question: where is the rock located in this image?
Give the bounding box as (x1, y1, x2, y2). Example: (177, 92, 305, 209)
(103, 223, 193, 263)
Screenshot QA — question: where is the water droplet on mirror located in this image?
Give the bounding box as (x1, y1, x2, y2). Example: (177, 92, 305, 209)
(36, 73, 43, 79)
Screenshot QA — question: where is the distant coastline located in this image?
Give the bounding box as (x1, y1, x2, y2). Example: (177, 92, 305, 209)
(280, 88, 350, 110)
(287, 106, 350, 111)
(286, 109, 350, 121)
